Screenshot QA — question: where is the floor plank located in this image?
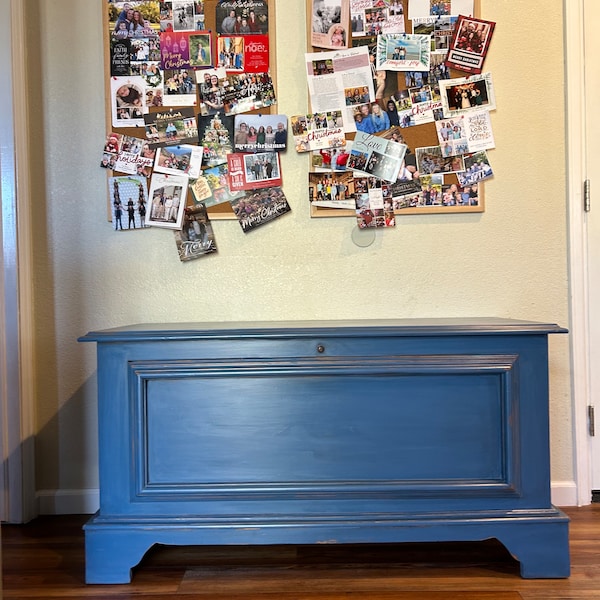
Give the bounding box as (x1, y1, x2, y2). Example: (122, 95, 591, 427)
(1, 506, 599, 599)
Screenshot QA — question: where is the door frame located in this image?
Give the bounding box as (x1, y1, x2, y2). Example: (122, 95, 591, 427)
(0, 0, 37, 523)
(565, 0, 592, 506)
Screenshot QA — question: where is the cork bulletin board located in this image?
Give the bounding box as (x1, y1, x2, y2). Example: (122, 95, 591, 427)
(100, 0, 496, 253)
(304, 0, 491, 219)
(103, 0, 278, 222)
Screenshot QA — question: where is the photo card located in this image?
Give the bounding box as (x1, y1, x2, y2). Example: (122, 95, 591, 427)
(111, 75, 147, 128)
(311, 0, 350, 49)
(308, 171, 355, 210)
(217, 35, 270, 73)
(441, 181, 480, 207)
(311, 143, 352, 172)
(109, 175, 150, 231)
(197, 69, 276, 116)
(188, 32, 212, 67)
(291, 111, 345, 153)
(233, 114, 288, 152)
(408, 0, 474, 19)
(146, 172, 189, 229)
(162, 67, 197, 107)
(348, 131, 407, 182)
(439, 72, 496, 118)
(144, 107, 199, 148)
(113, 135, 151, 174)
(445, 15, 496, 75)
(435, 116, 469, 157)
(175, 202, 218, 262)
(415, 145, 465, 175)
(227, 151, 282, 192)
(190, 164, 244, 207)
(153, 144, 204, 178)
(216, 0, 269, 35)
(354, 175, 396, 229)
(230, 187, 291, 233)
(197, 111, 235, 168)
(160, 0, 206, 32)
(101, 132, 122, 169)
(376, 33, 431, 72)
(108, 1, 161, 38)
(456, 150, 493, 186)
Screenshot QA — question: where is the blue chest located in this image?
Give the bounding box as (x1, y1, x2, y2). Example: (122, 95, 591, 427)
(80, 318, 570, 583)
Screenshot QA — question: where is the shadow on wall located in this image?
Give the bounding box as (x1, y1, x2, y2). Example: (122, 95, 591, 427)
(35, 372, 100, 517)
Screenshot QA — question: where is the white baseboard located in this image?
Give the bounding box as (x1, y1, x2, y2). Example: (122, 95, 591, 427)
(551, 480, 579, 507)
(36, 480, 581, 516)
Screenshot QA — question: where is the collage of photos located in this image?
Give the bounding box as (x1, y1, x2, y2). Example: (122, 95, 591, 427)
(102, 0, 294, 261)
(101, 0, 500, 263)
(354, 176, 396, 229)
(305, 0, 496, 219)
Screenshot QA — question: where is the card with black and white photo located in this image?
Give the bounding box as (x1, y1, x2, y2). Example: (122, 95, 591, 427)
(145, 172, 189, 229)
(311, 0, 350, 49)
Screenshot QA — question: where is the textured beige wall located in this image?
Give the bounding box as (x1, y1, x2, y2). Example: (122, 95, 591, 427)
(26, 0, 572, 498)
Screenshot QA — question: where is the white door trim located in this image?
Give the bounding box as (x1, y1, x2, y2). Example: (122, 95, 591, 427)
(0, 0, 37, 523)
(565, 0, 592, 506)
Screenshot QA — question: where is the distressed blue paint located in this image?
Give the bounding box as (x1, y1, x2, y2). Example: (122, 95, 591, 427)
(80, 318, 570, 583)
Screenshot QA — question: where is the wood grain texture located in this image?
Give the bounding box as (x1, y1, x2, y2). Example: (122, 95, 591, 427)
(2, 506, 599, 598)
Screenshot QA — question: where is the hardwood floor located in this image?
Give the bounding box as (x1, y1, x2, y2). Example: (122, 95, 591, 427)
(2, 505, 599, 599)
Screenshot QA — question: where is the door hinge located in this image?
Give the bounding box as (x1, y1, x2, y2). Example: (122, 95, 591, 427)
(584, 179, 591, 212)
(589, 405, 595, 436)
